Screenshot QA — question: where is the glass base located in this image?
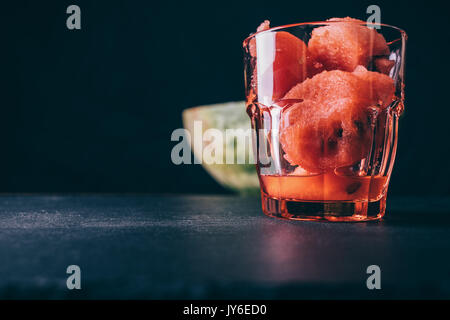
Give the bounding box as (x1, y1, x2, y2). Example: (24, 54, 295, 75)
(261, 192, 386, 222)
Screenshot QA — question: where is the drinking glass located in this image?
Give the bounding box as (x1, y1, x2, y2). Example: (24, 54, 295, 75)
(243, 20, 407, 221)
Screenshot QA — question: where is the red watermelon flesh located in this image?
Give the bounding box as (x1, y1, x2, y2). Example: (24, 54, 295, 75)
(308, 17, 389, 73)
(353, 65, 395, 108)
(280, 68, 395, 171)
(374, 57, 395, 75)
(283, 69, 372, 106)
(257, 20, 270, 32)
(249, 21, 308, 101)
(281, 98, 372, 172)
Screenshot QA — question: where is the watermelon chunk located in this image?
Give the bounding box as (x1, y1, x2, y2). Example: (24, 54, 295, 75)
(279, 68, 395, 171)
(374, 57, 395, 75)
(353, 65, 395, 108)
(283, 69, 372, 106)
(249, 21, 308, 101)
(280, 98, 372, 172)
(308, 17, 389, 73)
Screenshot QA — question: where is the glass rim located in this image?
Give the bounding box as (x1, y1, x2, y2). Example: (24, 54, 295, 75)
(242, 20, 407, 48)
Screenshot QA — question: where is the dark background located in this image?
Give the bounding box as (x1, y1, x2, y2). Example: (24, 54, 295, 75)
(2, 0, 448, 195)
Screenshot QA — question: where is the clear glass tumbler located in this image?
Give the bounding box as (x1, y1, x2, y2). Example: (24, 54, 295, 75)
(243, 19, 407, 221)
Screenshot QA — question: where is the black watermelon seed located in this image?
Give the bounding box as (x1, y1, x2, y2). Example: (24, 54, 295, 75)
(334, 127, 343, 138)
(327, 138, 338, 151)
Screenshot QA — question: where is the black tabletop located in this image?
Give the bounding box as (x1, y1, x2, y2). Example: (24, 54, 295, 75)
(0, 194, 449, 299)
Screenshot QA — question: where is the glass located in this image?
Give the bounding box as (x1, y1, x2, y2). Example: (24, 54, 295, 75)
(243, 20, 407, 221)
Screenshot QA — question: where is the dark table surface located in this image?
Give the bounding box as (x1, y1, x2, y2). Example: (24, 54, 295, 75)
(0, 194, 449, 299)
